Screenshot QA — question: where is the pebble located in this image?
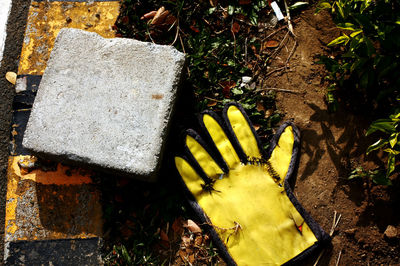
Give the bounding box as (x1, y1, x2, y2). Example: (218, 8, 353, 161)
(241, 76, 252, 84)
(384, 225, 397, 239)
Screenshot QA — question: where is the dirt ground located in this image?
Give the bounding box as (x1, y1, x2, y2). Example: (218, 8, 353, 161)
(266, 8, 400, 265)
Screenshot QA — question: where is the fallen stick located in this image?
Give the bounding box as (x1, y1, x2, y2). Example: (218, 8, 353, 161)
(265, 66, 286, 77)
(284, 0, 295, 37)
(313, 211, 341, 266)
(255, 87, 300, 94)
(335, 250, 342, 266)
(262, 18, 301, 41)
(285, 39, 298, 67)
(270, 31, 289, 60)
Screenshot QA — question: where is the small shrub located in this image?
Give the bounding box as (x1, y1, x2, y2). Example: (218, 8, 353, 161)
(317, 0, 400, 183)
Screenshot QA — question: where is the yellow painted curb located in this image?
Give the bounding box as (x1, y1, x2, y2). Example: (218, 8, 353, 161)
(18, 1, 119, 75)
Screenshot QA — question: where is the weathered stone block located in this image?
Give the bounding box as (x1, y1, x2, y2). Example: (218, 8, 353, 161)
(22, 28, 185, 181)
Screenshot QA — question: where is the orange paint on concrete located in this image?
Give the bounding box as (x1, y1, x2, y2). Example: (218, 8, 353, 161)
(18, 1, 120, 75)
(5, 156, 102, 242)
(12, 156, 93, 185)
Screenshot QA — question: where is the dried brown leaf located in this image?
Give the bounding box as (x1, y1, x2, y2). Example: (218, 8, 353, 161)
(178, 249, 186, 261)
(239, 0, 252, 4)
(164, 14, 177, 25)
(264, 40, 280, 49)
(207, 100, 218, 107)
(219, 80, 236, 98)
(181, 235, 191, 247)
(256, 101, 266, 112)
(185, 219, 202, 233)
(172, 217, 184, 234)
(160, 230, 169, 242)
(152, 10, 170, 25)
(141, 10, 157, 20)
(189, 254, 195, 263)
(210, 0, 218, 7)
(265, 109, 274, 118)
(120, 225, 133, 240)
(231, 22, 240, 34)
(194, 235, 203, 246)
(6, 72, 16, 85)
(151, 7, 165, 25)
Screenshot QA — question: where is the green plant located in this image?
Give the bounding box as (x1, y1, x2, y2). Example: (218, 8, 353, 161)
(317, 0, 400, 183)
(365, 109, 400, 181)
(317, 0, 400, 111)
(348, 166, 391, 186)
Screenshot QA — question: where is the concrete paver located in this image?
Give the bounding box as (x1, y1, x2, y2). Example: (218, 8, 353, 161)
(23, 28, 185, 181)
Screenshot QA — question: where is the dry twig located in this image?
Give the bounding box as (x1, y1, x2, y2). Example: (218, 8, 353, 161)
(313, 211, 342, 266)
(201, 215, 242, 244)
(270, 31, 290, 60)
(169, 19, 180, 46)
(265, 66, 286, 77)
(285, 39, 298, 68)
(284, 0, 295, 37)
(255, 87, 300, 94)
(262, 18, 301, 42)
(335, 250, 342, 266)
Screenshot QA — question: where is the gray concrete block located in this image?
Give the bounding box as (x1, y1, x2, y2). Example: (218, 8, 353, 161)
(22, 28, 185, 181)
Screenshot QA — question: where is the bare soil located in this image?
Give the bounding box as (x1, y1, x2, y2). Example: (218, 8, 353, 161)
(266, 8, 400, 265)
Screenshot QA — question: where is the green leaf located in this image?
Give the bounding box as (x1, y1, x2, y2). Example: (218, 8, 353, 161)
(241, 102, 256, 110)
(337, 23, 357, 31)
(121, 245, 132, 264)
(289, 2, 309, 11)
(207, 7, 216, 14)
(231, 87, 244, 95)
(364, 36, 375, 57)
(384, 148, 400, 155)
(348, 167, 363, 179)
(348, 173, 360, 180)
(228, 5, 235, 15)
(316, 2, 331, 13)
(366, 119, 396, 135)
(350, 30, 363, 38)
(350, 58, 367, 73)
(386, 153, 396, 177)
(360, 71, 369, 89)
(389, 133, 399, 148)
(335, 2, 345, 19)
(366, 139, 388, 154)
(371, 170, 392, 185)
(249, 10, 258, 25)
(360, 0, 372, 13)
(327, 34, 350, 47)
(227, 59, 235, 67)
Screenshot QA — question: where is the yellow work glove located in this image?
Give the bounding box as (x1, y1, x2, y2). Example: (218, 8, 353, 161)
(175, 102, 329, 265)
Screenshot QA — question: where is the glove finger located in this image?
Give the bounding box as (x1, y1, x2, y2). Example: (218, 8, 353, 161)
(267, 123, 297, 186)
(185, 131, 225, 180)
(175, 156, 204, 196)
(201, 112, 241, 169)
(224, 103, 262, 159)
